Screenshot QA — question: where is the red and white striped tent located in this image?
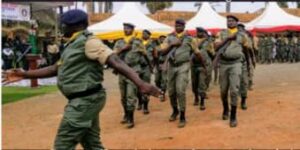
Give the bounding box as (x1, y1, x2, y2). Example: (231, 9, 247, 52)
(186, 2, 227, 35)
(246, 2, 300, 33)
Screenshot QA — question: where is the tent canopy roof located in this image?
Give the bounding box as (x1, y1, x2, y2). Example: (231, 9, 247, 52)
(246, 2, 300, 30)
(88, 2, 172, 34)
(186, 2, 227, 30)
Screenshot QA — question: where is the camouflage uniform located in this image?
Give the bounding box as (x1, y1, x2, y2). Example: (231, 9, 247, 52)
(137, 39, 156, 113)
(275, 37, 285, 62)
(114, 36, 146, 127)
(191, 37, 214, 108)
(160, 31, 201, 127)
(297, 37, 300, 62)
(257, 37, 265, 63)
(216, 29, 249, 127)
(264, 36, 274, 64)
(155, 43, 168, 98)
(55, 30, 113, 149)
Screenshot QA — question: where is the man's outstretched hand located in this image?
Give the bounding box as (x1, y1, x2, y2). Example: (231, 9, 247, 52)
(138, 82, 162, 98)
(2, 69, 25, 85)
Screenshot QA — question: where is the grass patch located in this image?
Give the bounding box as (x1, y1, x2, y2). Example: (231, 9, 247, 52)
(2, 85, 58, 104)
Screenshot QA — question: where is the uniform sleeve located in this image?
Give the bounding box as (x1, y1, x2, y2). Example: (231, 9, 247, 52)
(159, 37, 170, 51)
(190, 38, 201, 54)
(47, 44, 59, 54)
(135, 40, 147, 55)
(113, 40, 122, 53)
(215, 32, 222, 43)
(207, 42, 215, 56)
(85, 36, 113, 64)
(237, 33, 250, 48)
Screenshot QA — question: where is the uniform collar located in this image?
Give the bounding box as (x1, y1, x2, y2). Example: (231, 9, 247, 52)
(143, 39, 150, 46)
(66, 30, 84, 45)
(123, 32, 137, 44)
(228, 27, 238, 35)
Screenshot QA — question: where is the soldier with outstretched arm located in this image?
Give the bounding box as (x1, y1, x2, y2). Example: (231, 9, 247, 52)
(3, 10, 161, 149)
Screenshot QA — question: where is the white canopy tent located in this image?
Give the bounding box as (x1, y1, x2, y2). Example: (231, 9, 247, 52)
(246, 2, 300, 32)
(186, 2, 227, 34)
(88, 2, 172, 39)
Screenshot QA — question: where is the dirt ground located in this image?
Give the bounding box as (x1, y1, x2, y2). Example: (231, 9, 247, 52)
(2, 63, 300, 149)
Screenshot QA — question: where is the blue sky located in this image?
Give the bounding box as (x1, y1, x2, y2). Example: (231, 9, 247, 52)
(64, 2, 298, 14)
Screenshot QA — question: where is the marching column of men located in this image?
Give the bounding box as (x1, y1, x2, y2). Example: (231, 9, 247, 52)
(113, 15, 259, 129)
(257, 33, 300, 64)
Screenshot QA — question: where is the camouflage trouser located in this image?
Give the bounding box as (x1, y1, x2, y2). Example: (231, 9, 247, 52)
(297, 49, 300, 61)
(248, 64, 254, 87)
(284, 49, 289, 61)
(119, 75, 138, 111)
(219, 62, 242, 107)
(191, 65, 207, 98)
(276, 48, 284, 62)
(288, 49, 294, 62)
(54, 91, 106, 150)
(265, 47, 272, 63)
(168, 62, 190, 111)
(240, 60, 248, 98)
(138, 67, 151, 104)
(155, 65, 167, 92)
(258, 48, 265, 63)
(205, 63, 213, 89)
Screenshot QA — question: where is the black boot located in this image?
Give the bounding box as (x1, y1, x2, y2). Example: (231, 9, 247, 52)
(160, 91, 166, 102)
(169, 106, 179, 122)
(127, 111, 135, 129)
(248, 81, 253, 91)
(120, 109, 128, 124)
(241, 97, 247, 110)
(222, 100, 229, 120)
(230, 106, 237, 128)
(193, 95, 199, 106)
(137, 94, 142, 110)
(143, 100, 150, 115)
(136, 98, 143, 110)
(199, 97, 206, 111)
(178, 111, 186, 128)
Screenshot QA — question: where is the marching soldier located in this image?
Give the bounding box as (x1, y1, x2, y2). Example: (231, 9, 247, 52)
(154, 35, 168, 101)
(113, 23, 149, 128)
(214, 15, 250, 127)
(159, 19, 206, 128)
(2, 10, 161, 149)
(237, 23, 256, 109)
(137, 29, 156, 114)
(191, 27, 214, 110)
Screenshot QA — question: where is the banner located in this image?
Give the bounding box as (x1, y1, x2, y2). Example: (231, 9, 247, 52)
(2, 3, 30, 21)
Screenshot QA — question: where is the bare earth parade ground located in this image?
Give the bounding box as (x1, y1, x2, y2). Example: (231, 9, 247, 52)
(2, 63, 300, 149)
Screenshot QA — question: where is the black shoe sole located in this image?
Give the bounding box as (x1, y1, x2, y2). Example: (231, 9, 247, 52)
(230, 121, 237, 128)
(222, 115, 229, 120)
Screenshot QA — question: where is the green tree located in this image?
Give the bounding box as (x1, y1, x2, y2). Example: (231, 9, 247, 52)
(277, 1, 288, 8)
(141, 2, 173, 14)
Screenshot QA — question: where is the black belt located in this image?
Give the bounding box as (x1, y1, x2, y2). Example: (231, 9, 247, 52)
(169, 60, 189, 67)
(220, 55, 241, 61)
(66, 85, 102, 100)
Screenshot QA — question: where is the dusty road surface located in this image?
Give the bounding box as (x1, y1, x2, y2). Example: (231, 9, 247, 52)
(3, 63, 300, 149)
